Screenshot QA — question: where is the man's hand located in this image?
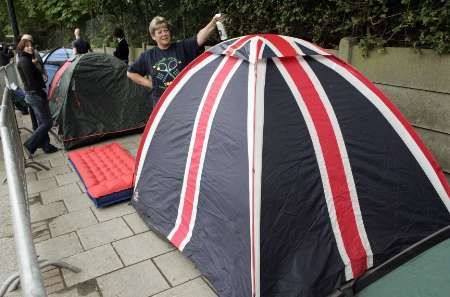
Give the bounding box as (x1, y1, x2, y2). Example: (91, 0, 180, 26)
(127, 71, 152, 89)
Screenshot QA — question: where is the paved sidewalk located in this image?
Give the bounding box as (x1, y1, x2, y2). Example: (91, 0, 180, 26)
(0, 112, 218, 297)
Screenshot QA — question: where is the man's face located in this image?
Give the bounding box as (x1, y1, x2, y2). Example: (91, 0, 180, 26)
(152, 26, 171, 49)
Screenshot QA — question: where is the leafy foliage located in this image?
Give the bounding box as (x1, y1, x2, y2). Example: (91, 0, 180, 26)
(1, 0, 448, 53)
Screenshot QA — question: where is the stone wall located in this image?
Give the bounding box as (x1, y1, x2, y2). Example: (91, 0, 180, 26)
(338, 38, 449, 182)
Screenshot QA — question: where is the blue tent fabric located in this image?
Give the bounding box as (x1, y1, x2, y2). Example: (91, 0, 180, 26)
(42, 47, 73, 89)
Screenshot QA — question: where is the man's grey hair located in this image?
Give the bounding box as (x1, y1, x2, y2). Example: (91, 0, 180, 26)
(149, 16, 170, 38)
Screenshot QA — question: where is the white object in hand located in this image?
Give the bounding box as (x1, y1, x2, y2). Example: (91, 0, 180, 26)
(215, 14, 228, 40)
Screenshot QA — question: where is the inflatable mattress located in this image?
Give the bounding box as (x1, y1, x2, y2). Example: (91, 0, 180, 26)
(68, 142, 135, 207)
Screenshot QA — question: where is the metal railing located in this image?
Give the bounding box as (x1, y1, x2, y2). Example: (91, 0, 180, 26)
(0, 87, 80, 297)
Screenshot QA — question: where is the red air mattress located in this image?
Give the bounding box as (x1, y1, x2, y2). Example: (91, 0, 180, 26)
(68, 142, 135, 207)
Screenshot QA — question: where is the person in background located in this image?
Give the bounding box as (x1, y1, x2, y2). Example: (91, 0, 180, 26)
(0, 43, 13, 66)
(113, 27, 129, 65)
(72, 28, 92, 55)
(16, 38, 58, 155)
(127, 14, 224, 107)
(18, 34, 47, 131)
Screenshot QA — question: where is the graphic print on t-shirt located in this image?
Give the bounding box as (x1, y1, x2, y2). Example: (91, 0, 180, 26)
(153, 57, 182, 91)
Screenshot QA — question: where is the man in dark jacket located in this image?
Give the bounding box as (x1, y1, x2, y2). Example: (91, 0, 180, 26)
(72, 28, 92, 55)
(16, 38, 58, 155)
(113, 27, 129, 64)
(0, 43, 13, 66)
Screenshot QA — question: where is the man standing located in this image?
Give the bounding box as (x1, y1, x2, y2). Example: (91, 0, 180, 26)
(127, 14, 224, 107)
(113, 27, 129, 64)
(72, 28, 92, 55)
(0, 43, 13, 66)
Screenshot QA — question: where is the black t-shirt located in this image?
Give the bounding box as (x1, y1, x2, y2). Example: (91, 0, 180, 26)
(72, 38, 91, 54)
(128, 36, 204, 105)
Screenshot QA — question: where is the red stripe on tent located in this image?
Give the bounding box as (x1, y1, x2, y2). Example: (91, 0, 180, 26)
(260, 34, 298, 57)
(48, 60, 72, 99)
(170, 57, 240, 248)
(281, 58, 368, 277)
(327, 55, 450, 197)
(134, 52, 213, 182)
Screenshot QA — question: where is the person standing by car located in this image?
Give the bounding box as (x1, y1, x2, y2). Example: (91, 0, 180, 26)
(16, 38, 58, 155)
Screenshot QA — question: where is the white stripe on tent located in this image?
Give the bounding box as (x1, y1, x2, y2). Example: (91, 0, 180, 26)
(253, 59, 265, 297)
(247, 37, 266, 297)
(170, 57, 243, 250)
(298, 56, 374, 269)
(247, 40, 256, 297)
(273, 57, 354, 280)
(291, 37, 330, 55)
(247, 54, 256, 297)
(134, 54, 219, 184)
(314, 56, 450, 211)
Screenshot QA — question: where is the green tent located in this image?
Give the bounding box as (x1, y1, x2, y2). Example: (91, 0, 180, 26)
(49, 53, 152, 149)
(330, 226, 450, 297)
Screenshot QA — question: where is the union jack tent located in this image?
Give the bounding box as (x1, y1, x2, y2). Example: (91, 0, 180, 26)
(132, 34, 450, 297)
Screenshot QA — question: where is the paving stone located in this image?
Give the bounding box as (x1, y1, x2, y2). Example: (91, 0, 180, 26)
(154, 250, 201, 286)
(4, 290, 21, 297)
(120, 141, 138, 153)
(31, 221, 49, 236)
(0, 196, 14, 238)
(26, 172, 37, 182)
(77, 181, 86, 193)
(62, 244, 123, 287)
(78, 218, 132, 250)
(55, 173, 80, 186)
(34, 151, 65, 162)
(49, 156, 68, 168)
(0, 183, 9, 196)
(34, 233, 51, 243)
(48, 280, 100, 297)
(63, 193, 94, 212)
(42, 268, 60, 279)
(49, 209, 98, 237)
(25, 160, 51, 172)
(41, 184, 82, 205)
(27, 178, 58, 195)
(91, 202, 135, 222)
(123, 213, 149, 234)
(44, 275, 64, 287)
(37, 165, 72, 180)
(0, 238, 17, 284)
(30, 201, 67, 223)
(153, 278, 218, 297)
(113, 231, 174, 266)
(97, 259, 169, 297)
(46, 282, 66, 295)
(35, 233, 83, 260)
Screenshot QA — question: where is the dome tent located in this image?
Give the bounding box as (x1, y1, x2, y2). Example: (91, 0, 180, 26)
(132, 34, 450, 297)
(41, 47, 73, 90)
(49, 52, 152, 149)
